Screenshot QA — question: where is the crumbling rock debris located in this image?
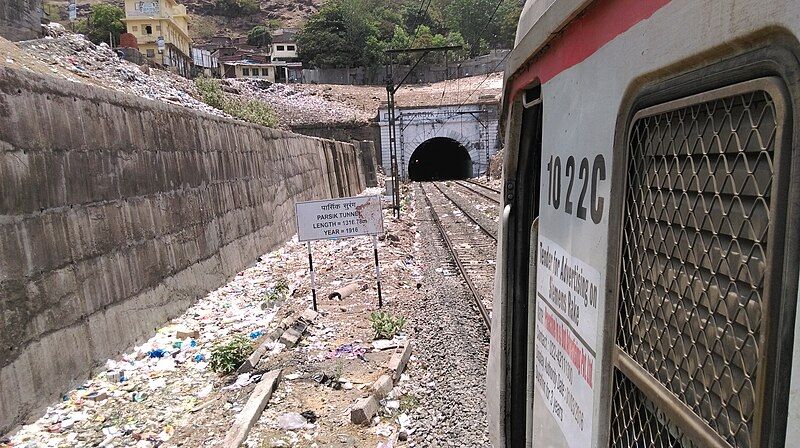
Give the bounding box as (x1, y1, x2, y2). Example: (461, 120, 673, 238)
(18, 25, 225, 118)
(228, 79, 372, 127)
(9, 27, 370, 130)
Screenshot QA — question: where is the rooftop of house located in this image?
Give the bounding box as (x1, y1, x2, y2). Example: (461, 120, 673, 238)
(272, 32, 297, 44)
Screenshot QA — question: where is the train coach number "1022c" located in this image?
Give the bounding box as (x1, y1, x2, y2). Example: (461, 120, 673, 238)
(546, 154, 607, 224)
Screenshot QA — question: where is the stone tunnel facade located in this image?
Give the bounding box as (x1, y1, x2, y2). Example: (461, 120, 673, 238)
(379, 103, 501, 180)
(0, 66, 371, 434)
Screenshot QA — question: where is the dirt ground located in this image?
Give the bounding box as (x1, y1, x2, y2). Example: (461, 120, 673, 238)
(295, 72, 504, 117)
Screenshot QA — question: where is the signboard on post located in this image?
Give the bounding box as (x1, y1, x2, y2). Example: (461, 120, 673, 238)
(295, 196, 384, 242)
(295, 196, 385, 311)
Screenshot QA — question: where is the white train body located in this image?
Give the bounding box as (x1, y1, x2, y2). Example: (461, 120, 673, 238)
(488, 1, 800, 447)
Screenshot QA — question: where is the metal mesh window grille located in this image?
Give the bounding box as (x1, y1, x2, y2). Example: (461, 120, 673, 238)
(610, 369, 697, 448)
(613, 81, 783, 448)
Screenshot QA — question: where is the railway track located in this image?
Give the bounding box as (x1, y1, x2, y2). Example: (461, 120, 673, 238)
(419, 182, 495, 330)
(454, 180, 502, 205)
(432, 182, 497, 240)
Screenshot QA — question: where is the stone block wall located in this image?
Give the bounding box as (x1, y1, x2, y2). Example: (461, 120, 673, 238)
(0, 66, 368, 435)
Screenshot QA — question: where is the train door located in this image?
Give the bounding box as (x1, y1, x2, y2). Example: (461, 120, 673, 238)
(502, 85, 543, 447)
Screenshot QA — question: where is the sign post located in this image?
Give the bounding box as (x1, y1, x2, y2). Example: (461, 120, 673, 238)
(295, 196, 385, 310)
(372, 235, 383, 308)
(307, 242, 317, 311)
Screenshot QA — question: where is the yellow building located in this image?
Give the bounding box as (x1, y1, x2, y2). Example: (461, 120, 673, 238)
(122, 0, 192, 77)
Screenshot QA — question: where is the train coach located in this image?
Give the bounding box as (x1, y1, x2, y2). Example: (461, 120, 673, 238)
(487, 0, 800, 447)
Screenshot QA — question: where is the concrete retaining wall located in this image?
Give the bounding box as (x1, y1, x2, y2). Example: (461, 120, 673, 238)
(0, 66, 368, 435)
(0, 0, 41, 41)
(291, 122, 382, 165)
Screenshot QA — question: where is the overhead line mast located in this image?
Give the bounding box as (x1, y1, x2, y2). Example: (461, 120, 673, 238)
(384, 45, 462, 218)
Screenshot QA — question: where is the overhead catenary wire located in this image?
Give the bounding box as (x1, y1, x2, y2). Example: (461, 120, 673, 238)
(445, 0, 510, 113)
(453, 51, 509, 112)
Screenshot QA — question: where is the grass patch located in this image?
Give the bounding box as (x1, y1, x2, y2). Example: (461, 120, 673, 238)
(263, 279, 290, 304)
(399, 394, 420, 411)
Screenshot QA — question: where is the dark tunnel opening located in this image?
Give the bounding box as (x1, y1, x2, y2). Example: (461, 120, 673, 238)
(407, 137, 473, 181)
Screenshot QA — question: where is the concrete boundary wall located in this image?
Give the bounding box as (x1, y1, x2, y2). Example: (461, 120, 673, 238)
(0, 66, 368, 435)
(301, 49, 511, 85)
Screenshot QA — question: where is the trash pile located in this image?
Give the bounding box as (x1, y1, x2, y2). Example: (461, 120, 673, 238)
(229, 79, 373, 127)
(7, 25, 370, 129)
(6, 183, 430, 448)
(5, 242, 305, 448)
(16, 24, 226, 118)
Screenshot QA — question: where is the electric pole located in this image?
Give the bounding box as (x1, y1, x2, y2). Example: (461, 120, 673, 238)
(384, 45, 462, 219)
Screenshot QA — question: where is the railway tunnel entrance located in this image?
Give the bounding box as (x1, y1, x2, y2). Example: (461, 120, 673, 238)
(408, 137, 473, 181)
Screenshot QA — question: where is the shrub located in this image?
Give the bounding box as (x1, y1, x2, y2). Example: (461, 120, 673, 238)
(209, 336, 255, 375)
(226, 99, 278, 128)
(369, 311, 407, 340)
(214, 0, 259, 16)
(194, 78, 278, 128)
(247, 25, 273, 47)
(263, 279, 290, 304)
(194, 77, 225, 110)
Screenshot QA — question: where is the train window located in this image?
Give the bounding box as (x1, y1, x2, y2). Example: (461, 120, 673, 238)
(610, 78, 790, 448)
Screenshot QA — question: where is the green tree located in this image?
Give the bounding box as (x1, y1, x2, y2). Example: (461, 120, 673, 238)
(388, 25, 412, 64)
(297, 0, 522, 67)
(412, 25, 434, 48)
(297, 0, 385, 68)
(79, 4, 125, 46)
(444, 0, 520, 55)
(446, 31, 469, 61)
(247, 25, 273, 47)
(213, 0, 259, 17)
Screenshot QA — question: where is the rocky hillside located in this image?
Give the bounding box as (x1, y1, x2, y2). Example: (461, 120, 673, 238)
(43, 0, 325, 42)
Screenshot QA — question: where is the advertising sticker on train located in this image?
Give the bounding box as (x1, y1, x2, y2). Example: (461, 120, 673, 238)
(295, 195, 384, 242)
(534, 235, 602, 448)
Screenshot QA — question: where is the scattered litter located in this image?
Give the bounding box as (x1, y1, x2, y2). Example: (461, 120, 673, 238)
(147, 349, 167, 358)
(300, 410, 318, 424)
(222, 373, 253, 391)
(330, 343, 367, 360)
(197, 384, 213, 398)
(276, 412, 308, 430)
(384, 400, 400, 411)
(249, 330, 265, 339)
(372, 338, 404, 351)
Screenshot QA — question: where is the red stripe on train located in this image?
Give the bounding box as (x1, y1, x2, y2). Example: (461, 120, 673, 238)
(509, 0, 671, 99)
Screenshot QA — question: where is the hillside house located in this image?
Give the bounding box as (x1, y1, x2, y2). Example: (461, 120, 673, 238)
(122, 0, 192, 77)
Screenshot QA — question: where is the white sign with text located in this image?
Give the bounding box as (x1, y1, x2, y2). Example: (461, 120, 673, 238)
(534, 235, 602, 448)
(295, 196, 384, 242)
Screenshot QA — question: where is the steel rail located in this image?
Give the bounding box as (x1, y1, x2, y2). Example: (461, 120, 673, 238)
(463, 179, 501, 194)
(453, 180, 501, 205)
(420, 183, 492, 331)
(432, 182, 497, 242)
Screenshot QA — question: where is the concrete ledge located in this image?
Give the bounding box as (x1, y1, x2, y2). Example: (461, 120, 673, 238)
(222, 369, 282, 448)
(388, 341, 413, 382)
(350, 396, 379, 425)
(349, 339, 414, 426)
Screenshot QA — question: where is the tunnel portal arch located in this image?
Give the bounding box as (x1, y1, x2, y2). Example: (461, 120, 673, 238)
(407, 137, 473, 181)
